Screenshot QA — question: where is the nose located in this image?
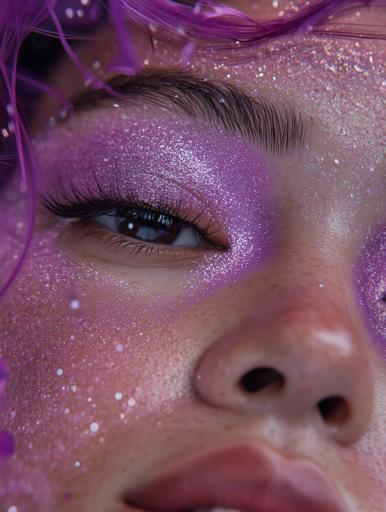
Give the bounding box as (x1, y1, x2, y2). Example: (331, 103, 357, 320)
(193, 297, 373, 446)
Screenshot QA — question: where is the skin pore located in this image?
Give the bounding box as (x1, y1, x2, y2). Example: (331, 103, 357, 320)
(0, 1, 385, 511)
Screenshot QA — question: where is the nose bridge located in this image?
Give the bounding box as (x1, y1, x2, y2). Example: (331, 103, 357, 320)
(193, 286, 374, 446)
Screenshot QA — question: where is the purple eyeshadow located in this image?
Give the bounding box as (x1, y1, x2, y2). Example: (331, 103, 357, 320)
(34, 110, 276, 303)
(354, 225, 386, 359)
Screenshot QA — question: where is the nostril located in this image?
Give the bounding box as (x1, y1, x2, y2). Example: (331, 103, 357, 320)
(317, 396, 350, 425)
(240, 367, 285, 393)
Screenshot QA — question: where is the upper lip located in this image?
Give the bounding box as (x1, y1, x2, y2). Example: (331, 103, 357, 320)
(124, 441, 347, 512)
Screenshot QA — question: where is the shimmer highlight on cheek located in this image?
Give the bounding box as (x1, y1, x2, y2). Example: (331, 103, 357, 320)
(354, 225, 386, 359)
(34, 109, 275, 300)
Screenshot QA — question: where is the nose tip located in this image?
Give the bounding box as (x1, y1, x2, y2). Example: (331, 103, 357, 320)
(194, 307, 373, 446)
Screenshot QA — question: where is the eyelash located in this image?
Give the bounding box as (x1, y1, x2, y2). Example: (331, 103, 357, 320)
(40, 184, 224, 259)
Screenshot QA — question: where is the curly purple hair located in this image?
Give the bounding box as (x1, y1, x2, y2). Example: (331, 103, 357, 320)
(0, 0, 385, 296)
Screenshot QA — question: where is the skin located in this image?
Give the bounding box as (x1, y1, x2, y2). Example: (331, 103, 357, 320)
(0, 1, 385, 511)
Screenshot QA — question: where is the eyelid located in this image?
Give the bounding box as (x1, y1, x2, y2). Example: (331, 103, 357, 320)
(42, 195, 224, 244)
(40, 175, 229, 256)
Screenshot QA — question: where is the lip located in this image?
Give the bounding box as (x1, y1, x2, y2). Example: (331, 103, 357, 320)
(124, 441, 347, 512)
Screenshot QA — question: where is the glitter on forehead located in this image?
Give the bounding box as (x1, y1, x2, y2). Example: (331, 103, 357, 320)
(156, 35, 384, 172)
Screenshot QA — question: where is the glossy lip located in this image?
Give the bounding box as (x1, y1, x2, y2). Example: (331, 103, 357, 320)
(124, 441, 347, 512)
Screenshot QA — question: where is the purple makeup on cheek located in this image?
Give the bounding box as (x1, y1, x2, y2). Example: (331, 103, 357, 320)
(354, 225, 386, 359)
(0, 359, 15, 461)
(0, 431, 15, 458)
(0, 358, 8, 395)
(34, 111, 275, 301)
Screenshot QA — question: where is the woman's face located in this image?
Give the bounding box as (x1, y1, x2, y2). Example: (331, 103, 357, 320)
(0, 1, 385, 511)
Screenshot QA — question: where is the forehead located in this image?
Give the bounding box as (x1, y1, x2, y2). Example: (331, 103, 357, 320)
(34, 2, 385, 175)
(30, 15, 385, 221)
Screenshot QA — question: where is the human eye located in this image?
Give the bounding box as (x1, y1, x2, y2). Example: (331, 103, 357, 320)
(33, 106, 273, 275)
(94, 206, 206, 247)
(41, 184, 227, 263)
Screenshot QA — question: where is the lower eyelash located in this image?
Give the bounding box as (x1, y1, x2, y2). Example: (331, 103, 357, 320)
(69, 219, 214, 262)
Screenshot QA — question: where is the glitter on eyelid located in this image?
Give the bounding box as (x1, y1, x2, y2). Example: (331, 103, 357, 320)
(34, 111, 275, 309)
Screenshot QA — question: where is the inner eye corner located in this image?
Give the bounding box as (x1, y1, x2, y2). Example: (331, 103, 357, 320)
(381, 292, 386, 304)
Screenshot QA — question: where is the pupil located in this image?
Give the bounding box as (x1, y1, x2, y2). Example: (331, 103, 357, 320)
(117, 207, 180, 244)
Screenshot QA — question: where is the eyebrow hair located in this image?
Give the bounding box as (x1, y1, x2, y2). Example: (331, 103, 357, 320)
(69, 69, 307, 155)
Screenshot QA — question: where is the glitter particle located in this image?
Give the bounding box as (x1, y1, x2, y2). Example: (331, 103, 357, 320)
(56, 368, 63, 376)
(114, 392, 123, 401)
(89, 422, 99, 433)
(69, 299, 80, 310)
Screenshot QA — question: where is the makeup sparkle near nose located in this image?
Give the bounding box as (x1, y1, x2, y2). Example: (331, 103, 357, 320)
(89, 422, 99, 433)
(69, 299, 80, 310)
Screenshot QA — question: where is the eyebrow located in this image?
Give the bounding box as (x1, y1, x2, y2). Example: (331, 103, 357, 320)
(69, 69, 307, 155)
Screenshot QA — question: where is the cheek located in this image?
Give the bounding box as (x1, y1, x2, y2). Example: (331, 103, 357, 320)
(354, 225, 386, 360)
(0, 207, 197, 505)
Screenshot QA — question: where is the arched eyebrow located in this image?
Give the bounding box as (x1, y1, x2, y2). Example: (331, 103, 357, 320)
(69, 69, 308, 155)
